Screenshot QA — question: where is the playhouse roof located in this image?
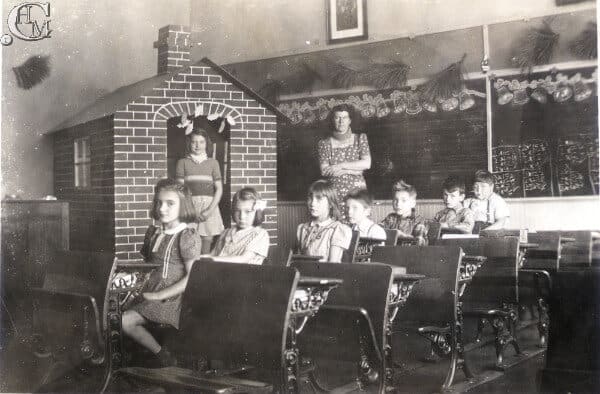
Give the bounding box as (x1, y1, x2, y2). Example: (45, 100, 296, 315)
(48, 57, 285, 133)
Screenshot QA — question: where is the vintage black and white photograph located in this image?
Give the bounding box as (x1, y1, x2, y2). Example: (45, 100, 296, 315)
(1, 0, 599, 393)
(327, 0, 368, 43)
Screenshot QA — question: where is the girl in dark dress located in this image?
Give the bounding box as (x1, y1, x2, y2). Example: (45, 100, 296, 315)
(121, 179, 201, 365)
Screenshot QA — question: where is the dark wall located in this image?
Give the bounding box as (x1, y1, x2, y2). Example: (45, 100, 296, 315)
(53, 116, 115, 252)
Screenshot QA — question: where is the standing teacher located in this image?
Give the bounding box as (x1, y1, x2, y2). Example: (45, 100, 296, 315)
(317, 104, 372, 211)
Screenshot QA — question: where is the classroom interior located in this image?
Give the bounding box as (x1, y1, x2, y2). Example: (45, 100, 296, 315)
(1, 0, 599, 393)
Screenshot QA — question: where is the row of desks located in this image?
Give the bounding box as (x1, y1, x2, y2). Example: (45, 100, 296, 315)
(26, 230, 598, 393)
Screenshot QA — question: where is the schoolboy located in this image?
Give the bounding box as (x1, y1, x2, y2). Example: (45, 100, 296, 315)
(380, 180, 428, 245)
(463, 170, 510, 231)
(433, 176, 475, 234)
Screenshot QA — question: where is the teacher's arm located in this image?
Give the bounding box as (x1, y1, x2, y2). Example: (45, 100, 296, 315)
(317, 139, 344, 177)
(337, 133, 372, 173)
(339, 156, 371, 171)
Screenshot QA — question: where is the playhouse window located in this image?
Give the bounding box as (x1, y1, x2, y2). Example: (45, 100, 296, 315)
(74, 137, 91, 188)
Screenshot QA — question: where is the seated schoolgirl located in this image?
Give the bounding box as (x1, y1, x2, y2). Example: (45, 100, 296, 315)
(200, 187, 270, 265)
(296, 179, 352, 262)
(122, 179, 201, 366)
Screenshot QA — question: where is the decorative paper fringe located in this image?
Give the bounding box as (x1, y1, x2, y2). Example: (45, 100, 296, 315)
(331, 61, 409, 89)
(421, 54, 466, 102)
(331, 62, 364, 89)
(511, 20, 559, 72)
(258, 79, 286, 103)
(13, 55, 51, 90)
(258, 62, 321, 102)
(570, 22, 597, 60)
(365, 62, 409, 89)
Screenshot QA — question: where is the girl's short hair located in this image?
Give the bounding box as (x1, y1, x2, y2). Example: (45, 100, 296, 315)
(232, 187, 265, 226)
(473, 170, 495, 185)
(151, 178, 196, 223)
(329, 103, 356, 129)
(393, 179, 417, 198)
(308, 179, 342, 221)
(186, 128, 213, 157)
(344, 188, 373, 208)
(442, 176, 466, 194)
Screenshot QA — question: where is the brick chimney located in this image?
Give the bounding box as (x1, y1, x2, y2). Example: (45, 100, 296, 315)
(153, 25, 191, 74)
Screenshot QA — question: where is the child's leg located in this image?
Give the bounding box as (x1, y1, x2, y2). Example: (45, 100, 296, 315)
(200, 236, 213, 254)
(121, 310, 161, 354)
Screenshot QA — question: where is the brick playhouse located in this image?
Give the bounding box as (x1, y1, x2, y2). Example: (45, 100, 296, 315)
(48, 25, 284, 262)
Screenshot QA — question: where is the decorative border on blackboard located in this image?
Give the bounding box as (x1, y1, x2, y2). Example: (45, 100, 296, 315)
(493, 69, 597, 105)
(277, 88, 486, 126)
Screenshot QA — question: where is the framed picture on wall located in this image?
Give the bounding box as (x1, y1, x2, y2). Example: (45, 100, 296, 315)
(326, 0, 368, 44)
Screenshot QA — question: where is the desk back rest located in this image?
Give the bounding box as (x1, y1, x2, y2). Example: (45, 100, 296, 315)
(354, 237, 385, 262)
(42, 250, 115, 315)
(385, 229, 399, 246)
(546, 269, 600, 372)
(526, 232, 561, 270)
(560, 231, 593, 268)
(480, 229, 520, 238)
(437, 237, 520, 304)
(342, 230, 360, 263)
(291, 262, 392, 351)
(427, 221, 442, 244)
(179, 262, 298, 371)
(371, 246, 461, 324)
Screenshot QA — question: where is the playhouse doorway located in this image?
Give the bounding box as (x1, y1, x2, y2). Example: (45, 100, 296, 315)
(166, 116, 231, 227)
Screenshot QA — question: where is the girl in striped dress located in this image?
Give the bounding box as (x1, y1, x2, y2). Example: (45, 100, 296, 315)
(176, 129, 225, 253)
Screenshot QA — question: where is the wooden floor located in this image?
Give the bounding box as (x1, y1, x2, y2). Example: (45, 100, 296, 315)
(1, 315, 547, 393)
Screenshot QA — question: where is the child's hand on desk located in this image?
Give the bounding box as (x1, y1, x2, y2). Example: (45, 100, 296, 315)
(440, 222, 449, 229)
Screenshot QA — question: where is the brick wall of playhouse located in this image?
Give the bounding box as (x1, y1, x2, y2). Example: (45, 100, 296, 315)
(113, 64, 278, 262)
(54, 116, 115, 252)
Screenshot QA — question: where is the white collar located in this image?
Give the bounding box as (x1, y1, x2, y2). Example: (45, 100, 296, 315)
(162, 222, 187, 235)
(189, 153, 207, 164)
(354, 217, 374, 232)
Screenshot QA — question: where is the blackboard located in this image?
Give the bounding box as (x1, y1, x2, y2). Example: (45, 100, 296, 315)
(491, 67, 598, 198)
(277, 84, 487, 200)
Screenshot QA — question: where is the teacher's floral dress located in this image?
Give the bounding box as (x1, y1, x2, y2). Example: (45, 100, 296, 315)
(317, 133, 370, 204)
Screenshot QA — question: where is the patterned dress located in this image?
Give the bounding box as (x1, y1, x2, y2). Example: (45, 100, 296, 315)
(296, 218, 353, 262)
(317, 133, 370, 204)
(130, 224, 201, 329)
(212, 226, 270, 265)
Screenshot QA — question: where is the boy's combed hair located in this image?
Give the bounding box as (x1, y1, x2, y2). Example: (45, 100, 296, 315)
(442, 176, 465, 194)
(151, 178, 196, 223)
(392, 179, 417, 198)
(345, 188, 373, 207)
(308, 179, 343, 221)
(473, 170, 495, 185)
(186, 128, 213, 157)
(232, 187, 265, 226)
